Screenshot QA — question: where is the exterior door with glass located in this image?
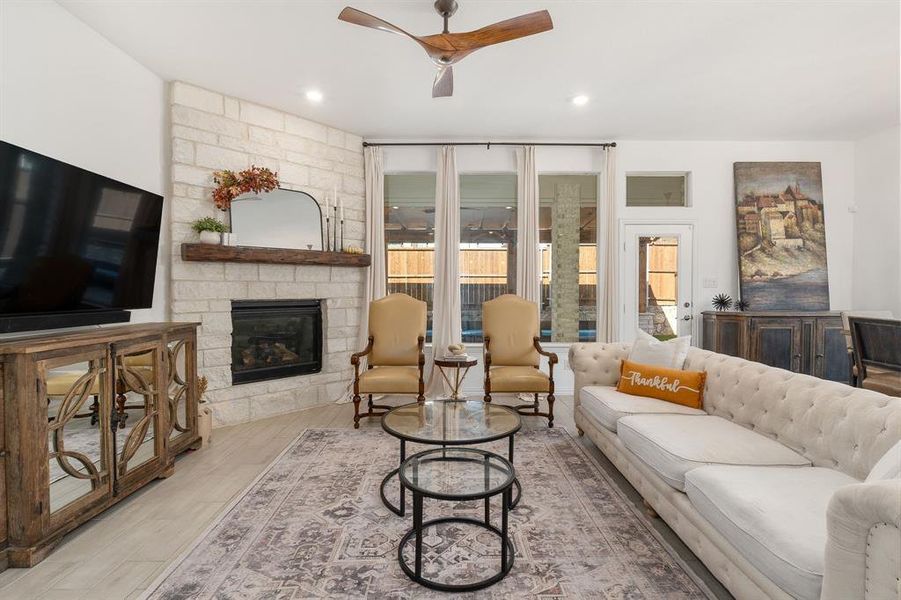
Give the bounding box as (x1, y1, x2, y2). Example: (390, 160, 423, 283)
(621, 223, 694, 343)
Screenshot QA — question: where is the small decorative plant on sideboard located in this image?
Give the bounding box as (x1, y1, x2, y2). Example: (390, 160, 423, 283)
(192, 216, 228, 244)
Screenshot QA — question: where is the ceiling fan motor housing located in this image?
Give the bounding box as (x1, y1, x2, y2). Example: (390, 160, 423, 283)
(434, 0, 459, 18)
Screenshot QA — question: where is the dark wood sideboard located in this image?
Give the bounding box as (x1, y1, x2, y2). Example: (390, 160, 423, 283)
(0, 322, 200, 569)
(701, 311, 850, 384)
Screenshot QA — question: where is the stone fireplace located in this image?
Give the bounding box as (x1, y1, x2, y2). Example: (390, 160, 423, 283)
(168, 82, 365, 426)
(231, 299, 322, 384)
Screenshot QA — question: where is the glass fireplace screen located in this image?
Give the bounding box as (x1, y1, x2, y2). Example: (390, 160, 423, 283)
(231, 299, 322, 384)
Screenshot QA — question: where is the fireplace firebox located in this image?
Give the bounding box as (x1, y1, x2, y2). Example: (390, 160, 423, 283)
(231, 300, 322, 384)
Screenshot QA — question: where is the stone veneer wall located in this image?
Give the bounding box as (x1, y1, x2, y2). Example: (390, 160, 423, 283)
(168, 81, 365, 426)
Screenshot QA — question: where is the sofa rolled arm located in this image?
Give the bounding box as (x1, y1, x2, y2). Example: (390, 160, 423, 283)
(567, 342, 631, 409)
(821, 479, 901, 600)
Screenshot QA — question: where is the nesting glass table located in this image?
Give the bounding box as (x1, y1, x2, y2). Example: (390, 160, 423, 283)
(398, 447, 516, 591)
(380, 399, 522, 515)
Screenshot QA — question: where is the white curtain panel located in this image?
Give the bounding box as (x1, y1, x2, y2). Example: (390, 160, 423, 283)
(341, 146, 387, 402)
(515, 146, 541, 306)
(596, 145, 619, 342)
(428, 146, 462, 396)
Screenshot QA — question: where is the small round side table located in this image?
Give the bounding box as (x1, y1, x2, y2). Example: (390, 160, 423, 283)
(398, 447, 515, 591)
(433, 357, 478, 400)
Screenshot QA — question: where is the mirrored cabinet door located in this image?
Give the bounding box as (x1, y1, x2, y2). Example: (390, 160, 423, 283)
(165, 335, 197, 453)
(113, 344, 163, 481)
(40, 352, 111, 517)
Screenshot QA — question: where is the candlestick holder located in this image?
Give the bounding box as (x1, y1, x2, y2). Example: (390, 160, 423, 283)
(324, 210, 331, 252)
(332, 206, 339, 252)
(340, 219, 345, 252)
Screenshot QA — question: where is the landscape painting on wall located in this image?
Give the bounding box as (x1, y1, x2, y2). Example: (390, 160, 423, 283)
(734, 162, 829, 310)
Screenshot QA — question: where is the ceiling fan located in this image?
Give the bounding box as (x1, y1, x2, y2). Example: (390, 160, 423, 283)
(338, 0, 553, 98)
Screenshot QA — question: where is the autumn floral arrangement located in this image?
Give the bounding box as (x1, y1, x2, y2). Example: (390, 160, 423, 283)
(211, 165, 279, 210)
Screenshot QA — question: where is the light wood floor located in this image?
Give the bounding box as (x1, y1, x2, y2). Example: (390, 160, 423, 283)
(0, 397, 731, 600)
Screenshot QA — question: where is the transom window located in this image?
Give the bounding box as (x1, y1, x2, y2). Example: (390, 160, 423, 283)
(626, 173, 689, 207)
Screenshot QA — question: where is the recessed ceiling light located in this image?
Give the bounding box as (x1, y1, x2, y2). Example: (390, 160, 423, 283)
(571, 94, 589, 106)
(306, 89, 324, 103)
(391, 205, 399, 210)
(505, 206, 513, 210)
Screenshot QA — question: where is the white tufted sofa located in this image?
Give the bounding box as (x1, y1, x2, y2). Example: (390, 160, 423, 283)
(569, 343, 901, 600)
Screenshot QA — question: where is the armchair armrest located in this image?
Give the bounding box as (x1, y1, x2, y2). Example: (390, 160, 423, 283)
(533, 337, 558, 378)
(533, 337, 558, 363)
(350, 336, 373, 366)
(821, 479, 901, 600)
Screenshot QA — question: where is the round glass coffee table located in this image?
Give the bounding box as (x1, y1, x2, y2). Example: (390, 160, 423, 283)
(398, 447, 515, 591)
(380, 399, 522, 516)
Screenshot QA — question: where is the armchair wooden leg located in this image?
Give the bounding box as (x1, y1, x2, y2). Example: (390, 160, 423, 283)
(484, 393, 491, 402)
(352, 394, 361, 429)
(368, 394, 373, 411)
(533, 393, 539, 414)
(547, 393, 555, 428)
(577, 427, 585, 437)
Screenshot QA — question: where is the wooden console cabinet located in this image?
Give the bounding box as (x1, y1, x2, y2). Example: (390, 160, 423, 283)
(701, 311, 850, 384)
(0, 322, 200, 569)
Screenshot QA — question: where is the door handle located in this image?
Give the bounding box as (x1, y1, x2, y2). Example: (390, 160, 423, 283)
(682, 315, 692, 321)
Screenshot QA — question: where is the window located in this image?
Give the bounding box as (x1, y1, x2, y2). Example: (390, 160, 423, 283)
(637, 236, 679, 339)
(385, 173, 436, 341)
(459, 174, 517, 342)
(626, 173, 689, 207)
(539, 174, 598, 342)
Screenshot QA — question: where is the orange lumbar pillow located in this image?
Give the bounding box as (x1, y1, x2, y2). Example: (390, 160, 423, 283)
(616, 359, 707, 409)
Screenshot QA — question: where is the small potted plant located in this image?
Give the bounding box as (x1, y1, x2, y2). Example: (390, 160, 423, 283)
(192, 217, 227, 244)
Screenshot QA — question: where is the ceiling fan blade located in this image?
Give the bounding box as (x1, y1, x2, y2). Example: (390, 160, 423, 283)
(420, 10, 553, 57)
(339, 7, 448, 60)
(432, 66, 454, 98)
(337, 7, 413, 38)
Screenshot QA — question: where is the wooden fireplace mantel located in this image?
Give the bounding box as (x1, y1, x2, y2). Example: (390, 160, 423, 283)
(181, 243, 371, 267)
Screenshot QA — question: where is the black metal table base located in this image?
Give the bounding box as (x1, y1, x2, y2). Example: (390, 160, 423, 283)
(398, 515, 514, 591)
(380, 469, 521, 516)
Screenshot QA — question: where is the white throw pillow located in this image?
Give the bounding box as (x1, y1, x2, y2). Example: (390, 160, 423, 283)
(629, 329, 691, 369)
(866, 440, 901, 482)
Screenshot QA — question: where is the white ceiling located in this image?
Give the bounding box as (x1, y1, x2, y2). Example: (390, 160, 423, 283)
(59, 0, 900, 141)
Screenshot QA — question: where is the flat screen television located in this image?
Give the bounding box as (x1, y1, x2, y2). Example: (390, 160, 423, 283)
(0, 141, 163, 333)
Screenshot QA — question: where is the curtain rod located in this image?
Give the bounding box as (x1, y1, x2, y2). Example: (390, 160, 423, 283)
(362, 141, 616, 148)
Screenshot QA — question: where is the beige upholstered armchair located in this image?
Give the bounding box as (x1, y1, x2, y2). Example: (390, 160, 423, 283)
(351, 293, 426, 428)
(482, 294, 558, 427)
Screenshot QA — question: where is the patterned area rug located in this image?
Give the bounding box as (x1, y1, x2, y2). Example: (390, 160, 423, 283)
(143, 428, 709, 599)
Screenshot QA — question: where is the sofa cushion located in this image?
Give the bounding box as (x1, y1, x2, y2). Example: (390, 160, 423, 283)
(580, 386, 705, 432)
(866, 439, 901, 481)
(617, 414, 811, 490)
(629, 329, 691, 369)
(685, 466, 859, 600)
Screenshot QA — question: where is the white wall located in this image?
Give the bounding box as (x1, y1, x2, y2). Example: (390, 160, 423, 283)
(617, 140, 857, 314)
(0, 0, 168, 323)
(852, 126, 901, 316)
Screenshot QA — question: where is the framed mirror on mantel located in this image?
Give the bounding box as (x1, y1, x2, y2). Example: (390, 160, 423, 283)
(230, 188, 323, 251)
